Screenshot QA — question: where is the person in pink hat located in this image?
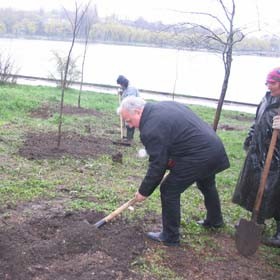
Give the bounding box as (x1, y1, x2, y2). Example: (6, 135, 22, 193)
(233, 67, 280, 247)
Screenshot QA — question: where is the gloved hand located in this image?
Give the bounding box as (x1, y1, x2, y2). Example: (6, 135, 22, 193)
(272, 115, 280, 130)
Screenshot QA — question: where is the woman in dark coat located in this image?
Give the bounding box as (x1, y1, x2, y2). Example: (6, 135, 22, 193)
(232, 67, 280, 247)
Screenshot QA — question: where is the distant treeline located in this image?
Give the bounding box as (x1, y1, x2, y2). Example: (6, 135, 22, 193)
(0, 8, 279, 55)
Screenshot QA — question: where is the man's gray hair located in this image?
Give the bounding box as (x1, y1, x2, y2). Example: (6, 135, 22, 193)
(117, 96, 146, 114)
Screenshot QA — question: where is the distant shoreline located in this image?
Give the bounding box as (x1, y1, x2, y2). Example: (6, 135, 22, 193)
(12, 74, 258, 114)
(1, 35, 279, 59)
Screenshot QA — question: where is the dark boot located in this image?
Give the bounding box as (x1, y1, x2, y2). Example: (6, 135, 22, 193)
(197, 219, 224, 228)
(264, 220, 280, 247)
(146, 231, 180, 246)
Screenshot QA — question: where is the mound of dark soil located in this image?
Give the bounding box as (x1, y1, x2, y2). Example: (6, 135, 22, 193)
(0, 209, 146, 280)
(20, 103, 118, 160)
(30, 103, 103, 119)
(19, 131, 113, 160)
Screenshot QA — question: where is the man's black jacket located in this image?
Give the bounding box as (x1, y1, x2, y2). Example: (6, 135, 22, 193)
(138, 101, 230, 196)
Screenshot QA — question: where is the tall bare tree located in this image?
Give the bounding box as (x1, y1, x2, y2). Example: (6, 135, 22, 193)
(173, 0, 244, 131)
(78, 4, 96, 108)
(57, 1, 91, 148)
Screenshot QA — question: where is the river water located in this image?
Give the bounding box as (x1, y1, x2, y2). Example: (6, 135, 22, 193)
(1, 37, 280, 106)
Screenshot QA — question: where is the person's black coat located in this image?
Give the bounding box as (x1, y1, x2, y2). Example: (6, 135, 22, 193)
(138, 101, 230, 196)
(232, 92, 280, 221)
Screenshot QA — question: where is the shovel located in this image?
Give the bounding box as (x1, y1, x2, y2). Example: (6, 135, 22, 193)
(112, 140, 131, 147)
(119, 92, 124, 140)
(235, 126, 279, 257)
(112, 91, 131, 146)
(94, 198, 137, 228)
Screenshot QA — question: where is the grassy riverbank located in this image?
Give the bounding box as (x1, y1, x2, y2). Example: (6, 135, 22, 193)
(0, 84, 279, 279)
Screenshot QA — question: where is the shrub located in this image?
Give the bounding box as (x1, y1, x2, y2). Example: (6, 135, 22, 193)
(0, 53, 19, 84)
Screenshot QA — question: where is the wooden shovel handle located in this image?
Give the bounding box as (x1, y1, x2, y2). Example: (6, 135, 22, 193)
(120, 114, 124, 139)
(103, 198, 136, 222)
(94, 198, 137, 228)
(252, 128, 279, 222)
(118, 92, 124, 139)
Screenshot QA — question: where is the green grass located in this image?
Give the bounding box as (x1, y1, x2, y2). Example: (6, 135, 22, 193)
(0, 83, 279, 277)
(0, 179, 55, 205)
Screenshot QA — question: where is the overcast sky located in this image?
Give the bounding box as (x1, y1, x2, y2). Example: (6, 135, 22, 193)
(0, 0, 279, 34)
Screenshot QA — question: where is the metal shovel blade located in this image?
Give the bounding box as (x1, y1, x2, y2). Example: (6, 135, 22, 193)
(112, 140, 131, 146)
(235, 218, 263, 257)
(235, 128, 280, 257)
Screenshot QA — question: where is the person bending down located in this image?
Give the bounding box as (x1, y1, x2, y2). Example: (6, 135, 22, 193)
(118, 96, 230, 246)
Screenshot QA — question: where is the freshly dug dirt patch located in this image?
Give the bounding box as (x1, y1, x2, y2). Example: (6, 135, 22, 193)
(1, 202, 279, 280)
(30, 103, 103, 119)
(231, 113, 254, 122)
(19, 131, 113, 160)
(0, 207, 146, 280)
(20, 103, 118, 160)
(219, 124, 246, 131)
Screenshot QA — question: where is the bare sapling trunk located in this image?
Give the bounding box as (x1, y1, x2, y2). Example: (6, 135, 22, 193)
(57, 1, 91, 148)
(172, 0, 244, 131)
(78, 17, 91, 108)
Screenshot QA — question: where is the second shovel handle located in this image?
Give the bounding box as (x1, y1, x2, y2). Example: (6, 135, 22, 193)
(252, 128, 279, 222)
